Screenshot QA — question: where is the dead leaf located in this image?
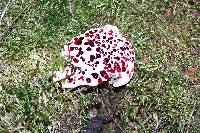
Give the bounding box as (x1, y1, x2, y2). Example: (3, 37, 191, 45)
(174, 37, 180, 44)
(168, 22, 180, 31)
(187, 9, 200, 17)
(165, 7, 173, 20)
(184, 66, 200, 81)
(140, 58, 150, 65)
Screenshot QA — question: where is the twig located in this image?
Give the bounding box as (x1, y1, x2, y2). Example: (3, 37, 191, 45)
(0, 2, 32, 42)
(69, 0, 75, 16)
(0, 0, 11, 25)
(13, 126, 25, 132)
(153, 113, 159, 133)
(186, 101, 196, 133)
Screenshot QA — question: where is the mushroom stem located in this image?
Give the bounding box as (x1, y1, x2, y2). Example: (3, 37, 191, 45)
(99, 88, 124, 132)
(100, 88, 110, 114)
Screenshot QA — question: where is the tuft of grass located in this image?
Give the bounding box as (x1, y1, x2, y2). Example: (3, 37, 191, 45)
(0, 0, 199, 132)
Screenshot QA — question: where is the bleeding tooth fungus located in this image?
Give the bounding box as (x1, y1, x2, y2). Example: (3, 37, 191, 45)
(53, 25, 136, 89)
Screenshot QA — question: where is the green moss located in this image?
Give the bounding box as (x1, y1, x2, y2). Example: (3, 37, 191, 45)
(0, 0, 199, 132)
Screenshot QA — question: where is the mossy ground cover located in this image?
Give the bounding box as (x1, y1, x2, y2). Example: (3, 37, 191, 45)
(0, 0, 199, 132)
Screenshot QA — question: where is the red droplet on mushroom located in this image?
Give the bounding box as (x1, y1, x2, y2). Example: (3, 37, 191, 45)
(91, 73, 99, 79)
(85, 33, 90, 37)
(86, 78, 91, 83)
(88, 40, 94, 47)
(78, 76, 84, 81)
(90, 55, 95, 62)
(100, 70, 109, 79)
(68, 78, 73, 83)
(86, 47, 92, 51)
(74, 37, 82, 45)
(96, 47, 101, 52)
(73, 58, 79, 63)
(98, 78, 103, 84)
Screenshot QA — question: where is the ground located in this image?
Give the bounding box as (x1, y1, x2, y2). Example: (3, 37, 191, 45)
(0, 0, 199, 132)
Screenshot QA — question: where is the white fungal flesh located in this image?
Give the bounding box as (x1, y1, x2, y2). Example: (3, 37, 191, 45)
(53, 25, 136, 88)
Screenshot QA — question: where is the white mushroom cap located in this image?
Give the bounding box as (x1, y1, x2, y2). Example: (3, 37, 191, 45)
(53, 25, 136, 89)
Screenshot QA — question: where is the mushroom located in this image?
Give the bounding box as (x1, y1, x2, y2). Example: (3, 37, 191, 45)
(53, 25, 136, 89)
(52, 25, 136, 132)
